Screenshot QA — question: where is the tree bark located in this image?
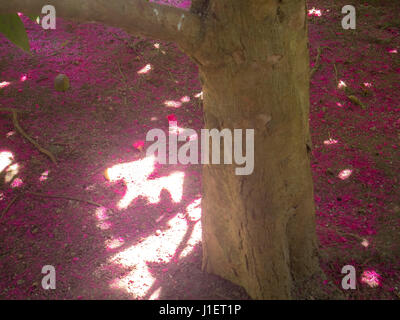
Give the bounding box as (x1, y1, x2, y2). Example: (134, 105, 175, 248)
(0, 0, 323, 299)
(189, 0, 322, 299)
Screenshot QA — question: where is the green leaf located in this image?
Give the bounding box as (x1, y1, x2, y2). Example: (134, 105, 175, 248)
(0, 13, 30, 52)
(27, 14, 40, 24)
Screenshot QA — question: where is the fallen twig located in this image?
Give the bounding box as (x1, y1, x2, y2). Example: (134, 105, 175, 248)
(310, 46, 322, 78)
(0, 195, 20, 220)
(333, 63, 338, 83)
(347, 95, 366, 109)
(6, 109, 57, 165)
(335, 228, 365, 242)
(26, 191, 105, 208)
(1, 191, 114, 219)
(116, 61, 128, 84)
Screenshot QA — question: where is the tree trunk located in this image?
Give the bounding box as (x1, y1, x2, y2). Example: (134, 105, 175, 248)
(190, 0, 322, 299)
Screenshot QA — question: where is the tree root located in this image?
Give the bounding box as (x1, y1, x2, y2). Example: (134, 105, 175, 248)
(0, 108, 57, 165)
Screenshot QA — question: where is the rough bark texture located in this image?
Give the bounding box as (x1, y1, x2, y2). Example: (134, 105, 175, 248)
(187, 0, 322, 299)
(1, 0, 322, 299)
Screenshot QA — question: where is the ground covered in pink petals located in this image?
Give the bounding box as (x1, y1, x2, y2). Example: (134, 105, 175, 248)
(0, 0, 399, 299)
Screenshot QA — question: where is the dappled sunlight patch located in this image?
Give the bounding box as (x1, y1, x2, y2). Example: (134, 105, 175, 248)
(152, 42, 166, 54)
(137, 64, 152, 74)
(132, 140, 145, 151)
(10, 177, 23, 188)
(194, 92, 203, 99)
(168, 121, 188, 136)
(180, 96, 190, 103)
(338, 80, 347, 88)
(105, 156, 184, 209)
(39, 170, 49, 182)
(179, 223, 201, 259)
(308, 8, 322, 17)
(0, 151, 14, 173)
(0, 151, 20, 184)
(185, 198, 202, 222)
(6, 131, 15, 138)
(338, 169, 352, 180)
(107, 214, 190, 298)
(361, 239, 369, 248)
(149, 287, 162, 300)
(105, 237, 125, 250)
(94, 207, 112, 230)
(164, 100, 182, 108)
(0, 81, 10, 89)
(324, 138, 338, 145)
(179, 198, 202, 259)
(361, 270, 381, 288)
(5, 163, 19, 184)
(98, 221, 112, 230)
(95, 206, 109, 221)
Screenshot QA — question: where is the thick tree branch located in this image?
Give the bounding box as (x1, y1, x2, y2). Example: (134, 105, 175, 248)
(0, 0, 202, 51)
